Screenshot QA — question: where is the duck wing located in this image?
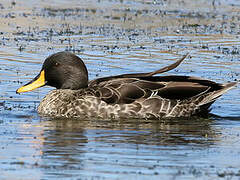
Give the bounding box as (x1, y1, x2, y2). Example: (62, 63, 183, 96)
(90, 75, 225, 105)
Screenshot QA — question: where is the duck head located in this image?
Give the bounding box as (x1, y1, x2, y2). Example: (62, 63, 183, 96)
(16, 51, 88, 93)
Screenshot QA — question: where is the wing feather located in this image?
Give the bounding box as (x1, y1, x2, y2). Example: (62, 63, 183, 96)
(90, 75, 223, 104)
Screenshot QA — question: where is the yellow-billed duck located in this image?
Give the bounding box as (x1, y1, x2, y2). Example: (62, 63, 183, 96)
(16, 52, 236, 119)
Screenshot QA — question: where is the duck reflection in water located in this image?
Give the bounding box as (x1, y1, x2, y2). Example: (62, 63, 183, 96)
(40, 117, 218, 166)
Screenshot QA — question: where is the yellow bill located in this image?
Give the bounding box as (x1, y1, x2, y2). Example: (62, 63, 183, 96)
(16, 70, 46, 93)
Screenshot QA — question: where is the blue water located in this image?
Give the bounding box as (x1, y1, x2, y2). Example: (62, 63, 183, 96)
(0, 0, 240, 179)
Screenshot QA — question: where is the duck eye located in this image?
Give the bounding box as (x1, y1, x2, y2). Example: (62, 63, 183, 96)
(55, 62, 60, 67)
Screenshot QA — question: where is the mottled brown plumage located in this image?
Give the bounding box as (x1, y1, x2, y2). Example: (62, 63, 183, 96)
(17, 52, 236, 119)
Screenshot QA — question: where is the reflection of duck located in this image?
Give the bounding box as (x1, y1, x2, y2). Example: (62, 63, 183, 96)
(42, 117, 217, 147)
(16, 52, 236, 119)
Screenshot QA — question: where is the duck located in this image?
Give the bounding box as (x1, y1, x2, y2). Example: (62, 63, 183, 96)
(16, 51, 236, 119)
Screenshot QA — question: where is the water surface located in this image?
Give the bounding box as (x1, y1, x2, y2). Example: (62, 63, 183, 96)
(0, 0, 240, 179)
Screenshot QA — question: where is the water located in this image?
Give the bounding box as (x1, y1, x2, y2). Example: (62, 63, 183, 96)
(0, 0, 240, 179)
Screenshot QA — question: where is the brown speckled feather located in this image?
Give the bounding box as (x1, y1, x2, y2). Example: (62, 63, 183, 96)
(38, 75, 236, 119)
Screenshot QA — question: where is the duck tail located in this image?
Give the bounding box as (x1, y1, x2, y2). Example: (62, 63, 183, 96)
(198, 82, 237, 106)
